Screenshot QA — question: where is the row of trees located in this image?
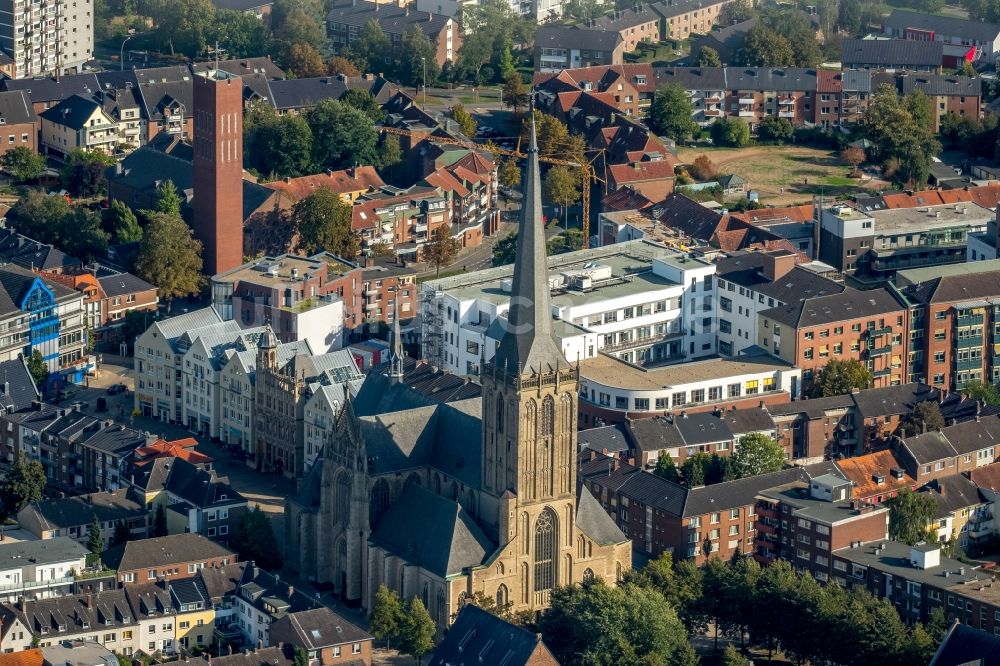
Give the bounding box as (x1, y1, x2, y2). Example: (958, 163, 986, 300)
(369, 586, 436, 661)
(654, 433, 787, 487)
(243, 96, 402, 180)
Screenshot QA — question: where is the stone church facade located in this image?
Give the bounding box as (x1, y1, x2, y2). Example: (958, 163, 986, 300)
(284, 120, 630, 628)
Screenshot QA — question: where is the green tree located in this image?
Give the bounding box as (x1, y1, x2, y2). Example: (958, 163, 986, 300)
(813, 358, 873, 397)
(451, 103, 477, 137)
(26, 350, 49, 389)
(457, 0, 535, 83)
(370, 584, 405, 649)
(732, 433, 786, 478)
(112, 521, 131, 546)
(761, 8, 823, 67)
(307, 99, 378, 170)
(962, 380, 1000, 405)
(155, 180, 182, 216)
(902, 400, 946, 436)
(544, 165, 580, 220)
(376, 134, 403, 173)
(694, 45, 721, 67)
(886, 488, 938, 545)
(1, 146, 46, 183)
(134, 212, 204, 307)
(722, 644, 751, 666)
(208, 9, 269, 59)
(231, 506, 283, 570)
(711, 117, 750, 147)
(682, 452, 711, 487)
(0, 459, 45, 520)
(720, 0, 753, 24)
(292, 187, 357, 257)
(245, 110, 313, 178)
(87, 516, 103, 555)
(653, 455, 679, 482)
(538, 581, 691, 666)
(150, 0, 216, 57)
(399, 597, 435, 662)
(739, 25, 794, 67)
(838, 0, 865, 34)
(499, 159, 521, 189)
(292, 647, 307, 666)
(153, 504, 168, 537)
(340, 89, 384, 124)
(498, 43, 516, 80)
(491, 232, 517, 266)
(757, 116, 794, 144)
(396, 26, 440, 89)
(105, 200, 144, 244)
(863, 84, 941, 187)
(61, 148, 115, 198)
(273, 8, 327, 56)
(348, 20, 392, 77)
(9, 190, 108, 259)
(648, 84, 697, 143)
(502, 72, 529, 113)
(424, 225, 460, 278)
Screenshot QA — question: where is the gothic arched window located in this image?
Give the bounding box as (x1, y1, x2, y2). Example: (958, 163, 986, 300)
(335, 471, 351, 525)
(437, 589, 446, 623)
(534, 508, 557, 592)
(496, 395, 505, 433)
(433, 474, 442, 495)
(422, 582, 429, 609)
(524, 399, 537, 442)
(496, 584, 509, 609)
(541, 395, 554, 437)
(369, 479, 390, 526)
(583, 568, 595, 583)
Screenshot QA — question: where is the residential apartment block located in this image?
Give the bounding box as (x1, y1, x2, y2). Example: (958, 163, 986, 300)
(326, 0, 460, 66)
(420, 240, 716, 377)
(0, 0, 93, 78)
(534, 25, 625, 72)
(883, 9, 1000, 64)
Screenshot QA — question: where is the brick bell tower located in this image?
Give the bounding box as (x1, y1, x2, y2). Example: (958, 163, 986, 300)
(192, 69, 243, 275)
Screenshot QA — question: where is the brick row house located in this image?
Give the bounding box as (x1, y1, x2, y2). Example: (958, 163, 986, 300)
(326, 0, 460, 67)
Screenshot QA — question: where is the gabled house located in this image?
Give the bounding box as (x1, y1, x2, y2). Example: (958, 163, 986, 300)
(17, 489, 149, 547)
(101, 533, 236, 586)
(39, 95, 121, 159)
(269, 607, 373, 666)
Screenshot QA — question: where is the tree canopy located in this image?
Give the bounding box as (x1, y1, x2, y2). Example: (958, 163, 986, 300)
(370, 585, 405, 649)
(649, 84, 697, 143)
(732, 433, 786, 478)
(232, 506, 283, 570)
(9, 191, 109, 260)
(424, 225, 460, 277)
(863, 84, 941, 187)
(1, 146, 46, 183)
(134, 212, 205, 305)
(886, 488, 938, 545)
(292, 187, 357, 257)
(901, 400, 946, 436)
(0, 459, 45, 521)
(307, 99, 379, 171)
(812, 359, 873, 397)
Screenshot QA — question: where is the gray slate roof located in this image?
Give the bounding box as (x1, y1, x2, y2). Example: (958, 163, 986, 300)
(0, 356, 39, 413)
(0, 537, 88, 565)
(101, 533, 235, 572)
(429, 605, 556, 666)
(1, 73, 101, 104)
(535, 25, 624, 52)
(884, 9, 1000, 43)
(0, 91, 35, 125)
(369, 482, 495, 578)
(760, 286, 904, 328)
(578, 424, 633, 454)
(716, 252, 845, 304)
(840, 38, 943, 67)
(576, 485, 627, 545)
(930, 621, 1000, 666)
(97, 272, 155, 297)
(39, 95, 104, 130)
(19, 489, 145, 529)
(269, 607, 371, 649)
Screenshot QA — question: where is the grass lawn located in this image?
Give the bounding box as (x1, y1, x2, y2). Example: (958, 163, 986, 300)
(676, 144, 886, 206)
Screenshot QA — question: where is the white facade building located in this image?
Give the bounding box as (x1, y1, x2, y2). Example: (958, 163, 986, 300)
(0, 537, 88, 601)
(420, 240, 717, 377)
(578, 352, 802, 418)
(0, 0, 94, 78)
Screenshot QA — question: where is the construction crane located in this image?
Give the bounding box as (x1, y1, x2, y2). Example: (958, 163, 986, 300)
(380, 126, 603, 249)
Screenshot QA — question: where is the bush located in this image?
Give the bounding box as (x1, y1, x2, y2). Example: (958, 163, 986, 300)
(688, 154, 718, 181)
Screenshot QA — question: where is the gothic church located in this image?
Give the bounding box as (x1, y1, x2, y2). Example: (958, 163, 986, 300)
(284, 118, 630, 627)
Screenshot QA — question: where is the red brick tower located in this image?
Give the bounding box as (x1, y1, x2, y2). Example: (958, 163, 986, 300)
(193, 69, 243, 275)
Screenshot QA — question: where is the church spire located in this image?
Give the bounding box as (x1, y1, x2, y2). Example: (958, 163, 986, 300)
(388, 297, 404, 381)
(492, 111, 566, 375)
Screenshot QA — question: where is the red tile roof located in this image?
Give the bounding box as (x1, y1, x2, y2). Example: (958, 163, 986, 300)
(0, 649, 43, 666)
(602, 186, 653, 212)
(730, 204, 814, 224)
(969, 462, 1000, 492)
(836, 449, 916, 500)
(816, 69, 843, 93)
(608, 160, 677, 185)
(265, 167, 385, 202)
(881, 184, 1000, 210)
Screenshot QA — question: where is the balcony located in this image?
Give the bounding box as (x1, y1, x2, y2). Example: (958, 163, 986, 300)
(778, 111, 795, 118)
(867, 346, 892, 356)
(704, 96, 722, 104)
(703, 109, 722, 117)
(738, 109, 755, 117)
(873, 368, 892, 378)
(957, 335, 984, 348)
(601, 332, 682, 353)
(957, 314, 985, 327)
(956, 358, 984, 371)
(778, 97, 795, 106)
(738, 97, 754, 105)
(865, 326, 893, 338)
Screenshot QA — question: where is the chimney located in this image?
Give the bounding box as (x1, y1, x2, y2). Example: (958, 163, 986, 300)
(227, 646, 233, 656)
(761, 251, 796, 281)
(86, 594, 93, 609)
(287, 585, 294, 597)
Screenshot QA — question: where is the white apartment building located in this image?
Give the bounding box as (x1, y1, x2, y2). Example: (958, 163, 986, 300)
(219, 350, 256, 451)
(134, 308, 238, 423)
(420, 240, 717, 377)
(0, 0, 94, 79)
(578, 352, 801, 424)
(714, 250, 845, 356)
(0, 537, 88, 602)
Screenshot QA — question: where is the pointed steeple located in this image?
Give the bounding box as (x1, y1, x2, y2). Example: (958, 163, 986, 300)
(492, 112, 566, 375)
(388, 299, 404, 381)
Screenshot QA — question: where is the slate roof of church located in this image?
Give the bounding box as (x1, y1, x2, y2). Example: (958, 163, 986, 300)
(370, 483, 495, 578)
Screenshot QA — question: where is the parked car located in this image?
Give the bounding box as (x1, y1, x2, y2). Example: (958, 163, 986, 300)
(106, 383, 127, 395)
